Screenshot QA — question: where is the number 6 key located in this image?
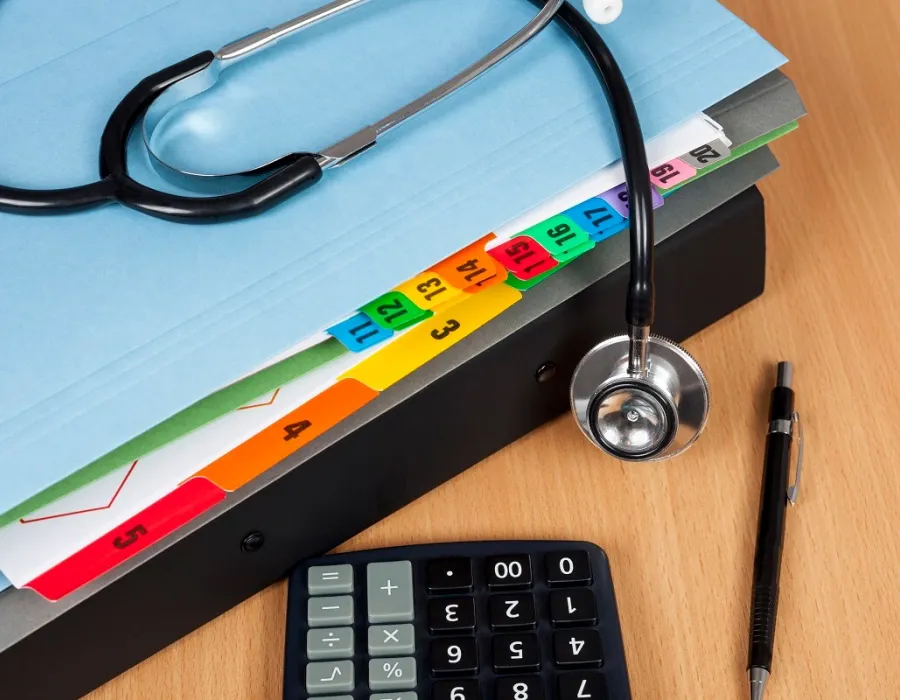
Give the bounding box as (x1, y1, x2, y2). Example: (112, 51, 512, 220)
(430, 637, 478, 675)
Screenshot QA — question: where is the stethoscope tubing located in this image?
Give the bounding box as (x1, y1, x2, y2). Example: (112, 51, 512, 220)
(0, 0, 655, 330)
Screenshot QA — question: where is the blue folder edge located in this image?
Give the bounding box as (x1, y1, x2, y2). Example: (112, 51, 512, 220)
(0, 0, 786, 515)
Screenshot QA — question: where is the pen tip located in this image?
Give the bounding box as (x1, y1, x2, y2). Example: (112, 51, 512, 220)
(776, 361, 793, 388)
(749, 667, 769, 700)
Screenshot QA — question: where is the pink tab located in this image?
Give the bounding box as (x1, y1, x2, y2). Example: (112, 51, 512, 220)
(649, 159, 696, 189)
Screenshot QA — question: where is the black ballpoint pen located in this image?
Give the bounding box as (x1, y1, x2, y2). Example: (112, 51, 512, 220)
(748, 361, 804, 700)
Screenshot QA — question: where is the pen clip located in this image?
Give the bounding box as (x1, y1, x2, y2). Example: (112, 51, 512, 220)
(786, 411, 804, 505)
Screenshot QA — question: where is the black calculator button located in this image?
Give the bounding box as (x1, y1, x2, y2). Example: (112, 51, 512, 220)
(486, 555, 532, 589)
(430, 637, 479, 675)
(488, 594, 536, 631)
(427, 558, 473, 593)
(558, 673, 609, 700)
(429, 596, 476, 634)
(549, 589, 598, 626)
(495, 676, 544, 700)
(433, 679, 480, 700)
(553, 630, 603, 667)
(545, 551, 592, 586)
(491, 633, 541, 672)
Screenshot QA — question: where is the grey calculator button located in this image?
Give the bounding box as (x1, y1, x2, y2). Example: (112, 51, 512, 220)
(367, 561, 414, 623)
(368, 624, 415, 656)
(306, 660, 355, 694)
(368, 657, 417, 690)
(308, 564, 354, 595)
(371, 693, 418, 700)
(307, 627, 355, 660)
(308, 595, 354, 627)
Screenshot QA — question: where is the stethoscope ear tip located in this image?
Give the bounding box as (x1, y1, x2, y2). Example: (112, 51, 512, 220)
(583, 0, 624, 25)
(570, 334, 710, 462)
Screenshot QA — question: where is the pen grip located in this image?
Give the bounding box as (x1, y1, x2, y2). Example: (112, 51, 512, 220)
(749, 583, 779, 670)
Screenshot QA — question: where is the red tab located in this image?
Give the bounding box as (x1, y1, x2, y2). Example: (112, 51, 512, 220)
(27, 477, 225, 601)
(487, 236, 557, 281)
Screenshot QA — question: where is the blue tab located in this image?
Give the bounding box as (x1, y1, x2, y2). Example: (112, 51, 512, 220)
(328, 313, 393, 353)
(564, 198, 626, 242)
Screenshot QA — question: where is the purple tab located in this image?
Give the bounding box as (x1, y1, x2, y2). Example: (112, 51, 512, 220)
(599, 184, 664, 217)
(599, 184, 630, 217)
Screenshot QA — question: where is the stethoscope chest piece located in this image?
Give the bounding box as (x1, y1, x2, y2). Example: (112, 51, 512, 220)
(570, 334, 710, 462)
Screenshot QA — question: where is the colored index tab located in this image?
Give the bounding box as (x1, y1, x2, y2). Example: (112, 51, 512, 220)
(197, 379, 377, 492)
(361, 291, 431, 331)
(26, 477, 225, 601)
(600, 184, 664, 217)
(487, 236, 557, 281)
(679, 138, 732, 170)
(341, 283, 521, 391)
(433, 235, 501, 291)
(506, 258, 574, 291)
(329, 313, 393, 352)
(564, 197, 626, 240)
(396, 272, 462, 311)
(525, 215, 593, 262)
(649, 159, 696, 190)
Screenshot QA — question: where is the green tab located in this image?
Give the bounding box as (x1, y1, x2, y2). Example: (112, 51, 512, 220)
(361, 291, 432, 331)
(505, 258, 574, 291)
(526, 215, 592, 262)
(0, 338, 349, 527)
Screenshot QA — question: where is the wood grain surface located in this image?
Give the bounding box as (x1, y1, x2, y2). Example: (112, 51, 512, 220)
(85, 0, 900, 697)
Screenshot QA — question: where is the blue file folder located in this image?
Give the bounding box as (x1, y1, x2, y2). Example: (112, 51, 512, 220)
(0, 0, 785, 517)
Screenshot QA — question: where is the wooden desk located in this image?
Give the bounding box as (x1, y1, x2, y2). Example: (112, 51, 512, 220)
(86, 0, 900, 697)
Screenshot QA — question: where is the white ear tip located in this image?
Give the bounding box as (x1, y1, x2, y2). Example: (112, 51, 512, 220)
(583, 0, 624, 24)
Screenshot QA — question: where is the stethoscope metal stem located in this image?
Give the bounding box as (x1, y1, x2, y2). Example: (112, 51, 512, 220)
(144, 0, 565, 180)
(627, 325, 650, 378)
(216, 0, 375, 62)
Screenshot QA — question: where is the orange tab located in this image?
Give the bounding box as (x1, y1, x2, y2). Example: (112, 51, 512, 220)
(197, 379, 378, 491)
(432, 234, 501, 291)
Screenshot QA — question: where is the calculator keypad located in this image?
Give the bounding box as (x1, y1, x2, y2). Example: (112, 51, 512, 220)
(495, 677, 544, 700)
(285, 543, 628, 700)
(545, 552, 592, 587)
(549, 589, 598, 626)
(428, 597, 476, 634)
(430, 637, 479, 675)
(491, 634, 541, 672)
(486, 555, 533, 589)
(489, 594, 537, 631)
(426, 558, 473, 593)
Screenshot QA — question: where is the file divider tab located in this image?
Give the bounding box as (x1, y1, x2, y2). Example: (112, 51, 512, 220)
(396, 272, 462, 311)
(679, 138, 732, 170)
(196, 379, 378, 492)
(360, 291, 432, 332)
(329, 314, 394, 353)
(525, 215, 593, 262)
(649, 159, 697, 189)
(433, 235, 501, 291)
(26, 477, 226, 602)
(340, 284, 521, 392)
(564, 198, 626, 239)
(487, 236, 558, 281)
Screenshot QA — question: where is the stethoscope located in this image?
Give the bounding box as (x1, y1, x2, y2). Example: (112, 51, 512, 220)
(0, 0, 709, 461)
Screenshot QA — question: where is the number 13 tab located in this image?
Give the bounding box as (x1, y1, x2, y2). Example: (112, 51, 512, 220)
(396, 272, 462, 312)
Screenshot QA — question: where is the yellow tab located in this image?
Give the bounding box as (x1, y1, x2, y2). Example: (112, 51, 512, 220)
(396, 271, 463, 311)
(340, 283, 522, 391)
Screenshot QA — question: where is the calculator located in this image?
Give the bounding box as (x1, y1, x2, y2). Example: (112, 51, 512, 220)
(283, 541, 632, 700)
